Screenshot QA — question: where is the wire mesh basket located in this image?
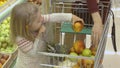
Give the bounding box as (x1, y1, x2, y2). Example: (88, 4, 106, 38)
(38, 0, 111, 68)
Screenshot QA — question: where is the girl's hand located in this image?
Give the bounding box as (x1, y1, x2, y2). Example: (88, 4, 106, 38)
(36, 25, 46, 39)
(72, 14, 84, 24)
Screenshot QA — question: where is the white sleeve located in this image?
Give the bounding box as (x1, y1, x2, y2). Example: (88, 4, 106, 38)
(42, 13, 72, 23)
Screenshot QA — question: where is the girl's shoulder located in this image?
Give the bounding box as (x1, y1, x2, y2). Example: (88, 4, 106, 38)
(16, 36, 24, 42)
(16, 36, 33, 46)
(16, 36, 29, 44)
(16, 36, 33, 52)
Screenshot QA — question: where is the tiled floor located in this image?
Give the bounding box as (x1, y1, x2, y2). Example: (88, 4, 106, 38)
(103, 2, 120, 68)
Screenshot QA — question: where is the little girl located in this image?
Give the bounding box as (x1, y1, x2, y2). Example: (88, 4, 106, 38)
(10, 3, 84, 68)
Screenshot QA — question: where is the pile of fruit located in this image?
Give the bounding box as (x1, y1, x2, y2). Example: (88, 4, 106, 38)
(55, 40, 97, 68)
(68, 40, 95, 68)
(69, 40, 96, 57)
(0, 54, 9, 68)
(0, 0, 8, 6)
(0, 17, 17, 53)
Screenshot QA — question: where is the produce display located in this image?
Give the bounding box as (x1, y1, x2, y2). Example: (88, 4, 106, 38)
(0, 0, 8, 6)
(0, 54, 9, 68)
(0, 17, 17, 54)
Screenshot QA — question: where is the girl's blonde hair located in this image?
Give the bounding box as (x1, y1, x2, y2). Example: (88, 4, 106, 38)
(10, 3, 40, 43)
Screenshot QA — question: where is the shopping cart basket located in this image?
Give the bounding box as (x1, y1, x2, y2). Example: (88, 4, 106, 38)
(38, 0, 111, 68)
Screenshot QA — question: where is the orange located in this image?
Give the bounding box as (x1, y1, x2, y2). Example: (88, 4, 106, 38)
(0, 58, 6, 64)
(0, 63, 2, 68)
(73, 21, 84, 32)
(73, 40, 85, 54)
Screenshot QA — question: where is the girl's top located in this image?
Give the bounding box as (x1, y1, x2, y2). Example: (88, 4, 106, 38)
(14, 13, 72, 68)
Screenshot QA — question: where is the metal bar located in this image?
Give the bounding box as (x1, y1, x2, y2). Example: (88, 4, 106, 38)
(94, 13, 111, 68)
(38, 52, 94, 60)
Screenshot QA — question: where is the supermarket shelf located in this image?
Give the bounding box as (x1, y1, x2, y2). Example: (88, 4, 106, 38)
(0, 0, 25, 23)
(10, 57, 17, 68)
(2, 48, 18, 68)
(0, 0, 25, 68)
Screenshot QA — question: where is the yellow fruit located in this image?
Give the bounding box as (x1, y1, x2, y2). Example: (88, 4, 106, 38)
(73, 21, 84, 32)
(0, 2, 4, 6)
(82, 59, 94, 68)
(4, 1, 7, 3)
(2, 54, 9, 60)
(0, 58, 6, 64)
(70, 47, 75, 52)
(72, 63, 80, 68)
(75, 23, 81, 28)
(73, 40, 85, 54)
(89, 46, 97, 56)
(77, 59, 82, 65)
(69, 52, 78, 61)
(0, 63, 2, 68)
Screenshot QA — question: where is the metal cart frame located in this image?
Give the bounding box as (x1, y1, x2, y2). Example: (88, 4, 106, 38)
(38, 0, 111, 68)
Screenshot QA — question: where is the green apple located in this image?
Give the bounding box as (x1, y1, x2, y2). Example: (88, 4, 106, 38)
(1, 24, 7, 29)
(69, 52, 78, 61)
(5, 37, 10, 42)
(4, 30, 9, 35)
(2, 19, 8, 25)
(6, 34, 9, 37)
(0, 42, 1, 45)
(7, 17, 11, 22)
(6, 25, 10, 29)
(2, 43, 8, 49)
(5, 30, 9, 34)
(0, 48, 5, 51)
(5, 49, 12, 53)
(0, 36, 6, 42)
(0, 26, 2, 29)
(82, 48, 92, 57)
(0, 32, 7, 37)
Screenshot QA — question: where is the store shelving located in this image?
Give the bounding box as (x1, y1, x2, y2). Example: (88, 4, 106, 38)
(0, 0, 25, 68)
(0, 0, 25, 23)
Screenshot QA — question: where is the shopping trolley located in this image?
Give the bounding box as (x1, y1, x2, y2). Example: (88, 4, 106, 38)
(38, 0, 111, 68)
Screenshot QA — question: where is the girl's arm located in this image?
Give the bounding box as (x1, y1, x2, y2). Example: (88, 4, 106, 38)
(16, 37, 40, 57)
(42, 13, 84, 24)
(16, 37, 33, 53)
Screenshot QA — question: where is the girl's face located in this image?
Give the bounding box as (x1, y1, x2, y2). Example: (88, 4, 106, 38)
(29, 12, 45, 37)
